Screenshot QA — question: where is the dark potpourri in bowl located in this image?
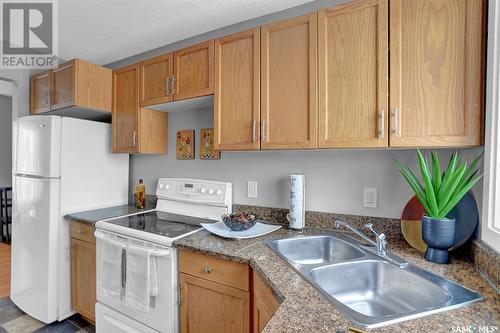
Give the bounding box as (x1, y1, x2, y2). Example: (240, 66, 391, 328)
(222, 212, 257, 231)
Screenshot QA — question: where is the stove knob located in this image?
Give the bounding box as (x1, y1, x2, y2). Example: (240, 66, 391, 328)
(165, 184, 170, 190)
(200, 187, 207, 194)
(216, 189, 223, 196)
(208, 188, 215, 195)
(159, 184, 165, 189)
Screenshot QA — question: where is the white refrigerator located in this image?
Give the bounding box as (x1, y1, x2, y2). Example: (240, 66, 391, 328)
(11, 115, 129, 323)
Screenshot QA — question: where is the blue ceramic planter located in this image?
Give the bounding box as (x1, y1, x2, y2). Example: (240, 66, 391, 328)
(422, 216, 456, 264)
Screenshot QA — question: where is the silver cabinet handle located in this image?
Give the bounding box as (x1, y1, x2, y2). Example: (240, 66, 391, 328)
(261, 118, 266, 141)
(392, 108, 399, 137)
(166, 77, 170, 95)
(171, 76, 176, 95)
(204, 266, 213, 274)
(379, 109, 385, 139)
(45, 91, 52, 106)
(252, 118, 256, 142)
(133, 130, 137, 147)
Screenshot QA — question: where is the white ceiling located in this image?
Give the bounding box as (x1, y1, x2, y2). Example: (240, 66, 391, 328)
(59, 0, 315, 65)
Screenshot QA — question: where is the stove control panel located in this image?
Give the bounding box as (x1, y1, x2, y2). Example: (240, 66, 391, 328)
(156, 178, 232, 207)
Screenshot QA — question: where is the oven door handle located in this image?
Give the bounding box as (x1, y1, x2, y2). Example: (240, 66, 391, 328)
(95, 230, 172, 258)
(95, 230, 127, 248)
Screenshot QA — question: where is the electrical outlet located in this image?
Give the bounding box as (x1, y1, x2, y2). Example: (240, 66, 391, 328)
(247, 181, 258, 198)
(363, 187, 377, 208)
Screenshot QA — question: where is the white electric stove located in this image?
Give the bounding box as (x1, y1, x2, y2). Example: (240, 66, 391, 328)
(94, 178, 232, 333)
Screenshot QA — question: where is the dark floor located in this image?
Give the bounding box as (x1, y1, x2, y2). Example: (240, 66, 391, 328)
(0, 298, 94, 333)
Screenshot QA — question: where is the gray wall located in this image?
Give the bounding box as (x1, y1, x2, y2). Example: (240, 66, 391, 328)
(130, 109, 483, 219)
(0, 69, 32, 119)
(114, 0, 484, 219)
(0, 95, 12, 187)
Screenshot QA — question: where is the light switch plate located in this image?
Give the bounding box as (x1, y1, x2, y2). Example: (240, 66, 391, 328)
(363, 187, 377, 208)
(247, 181, 258, 198)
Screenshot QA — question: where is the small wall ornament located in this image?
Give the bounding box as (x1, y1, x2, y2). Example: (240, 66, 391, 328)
(200, 128, 220, 160)
(176, 130, 195, 160)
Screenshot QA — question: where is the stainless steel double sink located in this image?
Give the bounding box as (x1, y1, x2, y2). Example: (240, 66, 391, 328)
(265, 235, 483, 329)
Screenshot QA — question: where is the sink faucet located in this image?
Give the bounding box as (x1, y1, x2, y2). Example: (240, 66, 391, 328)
(335, 220, 408, 268)
(334, 220, 387, 256)
(364, 223, 387, 256)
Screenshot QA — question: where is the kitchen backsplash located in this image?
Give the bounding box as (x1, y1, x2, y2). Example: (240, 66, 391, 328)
(233, 204, 403, 239)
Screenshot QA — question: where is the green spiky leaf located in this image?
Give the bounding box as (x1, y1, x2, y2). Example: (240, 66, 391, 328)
(396, 150, 484, 219)
(417, 149, 439, 216)
(431, 151, 442, 195)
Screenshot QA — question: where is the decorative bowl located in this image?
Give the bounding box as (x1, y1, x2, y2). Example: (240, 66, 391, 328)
(222, 212, 257, 231)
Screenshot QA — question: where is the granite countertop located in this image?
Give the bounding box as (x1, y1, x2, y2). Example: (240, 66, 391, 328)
(65, 204, 156, 225)
(174, 228, 500, 333)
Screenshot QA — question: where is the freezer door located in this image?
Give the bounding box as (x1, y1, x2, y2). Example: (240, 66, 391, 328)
(10, 175, 60, 323)
(15, 116, 62, 178)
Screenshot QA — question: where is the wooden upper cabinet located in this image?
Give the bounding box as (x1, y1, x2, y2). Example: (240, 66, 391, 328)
(389, 0, 485, 147)
(318, 0, 388, 148)
(51, 60, 75, 109)
(30, 59, 112, 115)
(261, 14, 317, 149)
(112, 64, 140, 153)
(140, 53, 174, 106)
(214, 29, 261, 150)
(31, 70, 51, 114)
(173, 40, 215, 100)
(113, 63, 168, 154)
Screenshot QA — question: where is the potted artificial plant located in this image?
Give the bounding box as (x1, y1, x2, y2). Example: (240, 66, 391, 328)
(395, 150, 483, 264)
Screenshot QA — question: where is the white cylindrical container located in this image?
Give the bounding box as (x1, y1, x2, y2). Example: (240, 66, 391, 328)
(287, 173, 305, 230)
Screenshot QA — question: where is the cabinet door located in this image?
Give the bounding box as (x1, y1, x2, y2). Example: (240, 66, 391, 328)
(261, 14, 317, 149)
(214, 29, 260, 150)
(180, 273, 249, 333)
(318, 0, 388, 148)
(390, 0, 485, 147)
(140, 53, 174, 106)
(51, 60, 75, 110)
(31, 70, 51, 114)
(112, 64, 140, 153)
(71, 238, 96, 322)
(252, 271, 279, 333)
(173, 41, 214, 100)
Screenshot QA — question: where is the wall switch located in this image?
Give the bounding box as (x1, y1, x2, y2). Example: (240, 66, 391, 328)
(247, 181, 258, 198)
(363, 187, 377, 208)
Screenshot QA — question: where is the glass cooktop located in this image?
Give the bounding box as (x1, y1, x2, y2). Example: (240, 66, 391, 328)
(104, 211, 214, 238)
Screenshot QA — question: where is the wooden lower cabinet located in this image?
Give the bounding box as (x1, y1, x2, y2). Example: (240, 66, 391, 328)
(180, 273, 250, 333)
(252, 271, 279, 333)
(71, 222, 96, 323)
(179, 250, 279, 333)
